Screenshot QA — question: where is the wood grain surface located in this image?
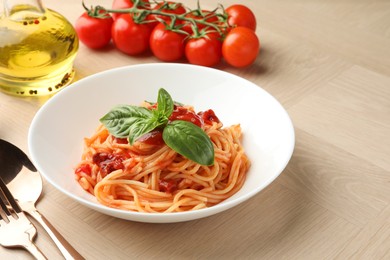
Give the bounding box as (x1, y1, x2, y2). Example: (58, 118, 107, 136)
(1, 0, 389, 259)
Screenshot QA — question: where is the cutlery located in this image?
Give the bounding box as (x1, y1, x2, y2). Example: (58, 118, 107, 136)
(0, 139, 84, 260)
(0, 177, 47, 259)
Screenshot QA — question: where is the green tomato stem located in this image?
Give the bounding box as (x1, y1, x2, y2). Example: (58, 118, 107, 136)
(89, 0, 231, 37)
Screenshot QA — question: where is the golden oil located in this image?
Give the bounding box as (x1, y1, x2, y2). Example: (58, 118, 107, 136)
(0, 4, 79, 96)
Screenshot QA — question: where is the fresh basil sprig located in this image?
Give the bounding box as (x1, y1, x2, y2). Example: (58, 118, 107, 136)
(100, 88, 214, 166)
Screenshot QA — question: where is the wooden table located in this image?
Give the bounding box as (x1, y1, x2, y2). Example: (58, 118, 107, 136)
(1, 0, 390, 259)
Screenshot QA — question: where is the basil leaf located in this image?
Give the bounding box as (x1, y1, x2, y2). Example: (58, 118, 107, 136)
(163, 120, 214, 166)
(157, 88, 174, 118)
(100, 105, 152, 138)
(144, 100, 184, 108)
(128, 117, 161, 145)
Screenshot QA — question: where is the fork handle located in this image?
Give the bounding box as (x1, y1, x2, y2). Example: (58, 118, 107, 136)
(24, 241, 47, 260)
(24, 204, 85, 260)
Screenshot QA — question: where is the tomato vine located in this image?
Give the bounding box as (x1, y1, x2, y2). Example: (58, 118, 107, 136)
(84, 0, 229, 37)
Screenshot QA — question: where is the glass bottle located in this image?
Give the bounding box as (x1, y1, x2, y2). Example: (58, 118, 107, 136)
(0, 0, 79, 96)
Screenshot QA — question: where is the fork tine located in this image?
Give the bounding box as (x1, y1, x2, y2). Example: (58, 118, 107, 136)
(0, 177, 21, 214)
(0, 186, 12, 218)
(0, 178, 47, 259)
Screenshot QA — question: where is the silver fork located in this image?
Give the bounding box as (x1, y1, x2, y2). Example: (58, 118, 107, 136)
(0, 177, 47, 259)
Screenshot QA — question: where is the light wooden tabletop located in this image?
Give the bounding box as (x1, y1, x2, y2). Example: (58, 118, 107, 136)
(1, 0, 390, 259)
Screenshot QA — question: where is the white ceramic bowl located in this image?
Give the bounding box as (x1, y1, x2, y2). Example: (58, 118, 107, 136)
(28, 63, 294, 223)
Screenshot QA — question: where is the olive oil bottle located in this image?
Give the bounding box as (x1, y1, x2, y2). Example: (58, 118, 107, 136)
(0, 0, 79, 96)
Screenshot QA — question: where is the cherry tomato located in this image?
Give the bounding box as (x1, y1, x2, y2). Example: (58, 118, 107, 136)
(150, 23, 186, 61)
(185, 33, 222, 67)
(198, 109, 220, 125)
(111, 0, 151, 20)
(169, 106, 203, 127)
(75, 164, 91, 176)
(75, 12, 114, 49)
(148, 1, 186, 28)
(114, 137, 128, 144)
(222, 26, 260, 68)
(159, 179, 178, 193)
(226, 4, 257, 31)
(111, 0, 134, 20)
(182, 10, 219, 35)
(111, 14, 153, 55)
(137, 129, 164, 145)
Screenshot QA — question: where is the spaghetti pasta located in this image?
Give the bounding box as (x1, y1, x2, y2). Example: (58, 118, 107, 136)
(74, 103, 250, 213)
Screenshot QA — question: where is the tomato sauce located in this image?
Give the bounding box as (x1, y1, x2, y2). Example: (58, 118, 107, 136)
(169, 106, 204, 127)
(92, 152, 130, 176)
(115, 137, 129, 144)
(159, 179, 178, 193)
(137, 129, 164, 145)
(198, 109, 220, 125)
(75, 164, 91, 176)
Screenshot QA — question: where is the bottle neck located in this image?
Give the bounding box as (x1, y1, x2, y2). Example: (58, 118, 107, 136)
(4, 0, 45, 20)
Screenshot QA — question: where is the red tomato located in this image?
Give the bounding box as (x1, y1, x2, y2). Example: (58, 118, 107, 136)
(111, 0, 151, 20)
(111, 14, 153, 55)
(114, 137, 128, 144)
(159, 179, 178, 193)
(169, 106, 203, 127)
(222, 26, 260, 68)
(226, 4, 257, 31)
(92, 152, 129, 176)
(75, 164, 91, 176)
(150, 23, 186, 61)
(111, 0, 134, 20)
(75, 12, 114, 49)
(137, 130, 164, 145)
(198, 109, 220, 125)
(185, 33, 222, 67)
(182, 10, 219, 34)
